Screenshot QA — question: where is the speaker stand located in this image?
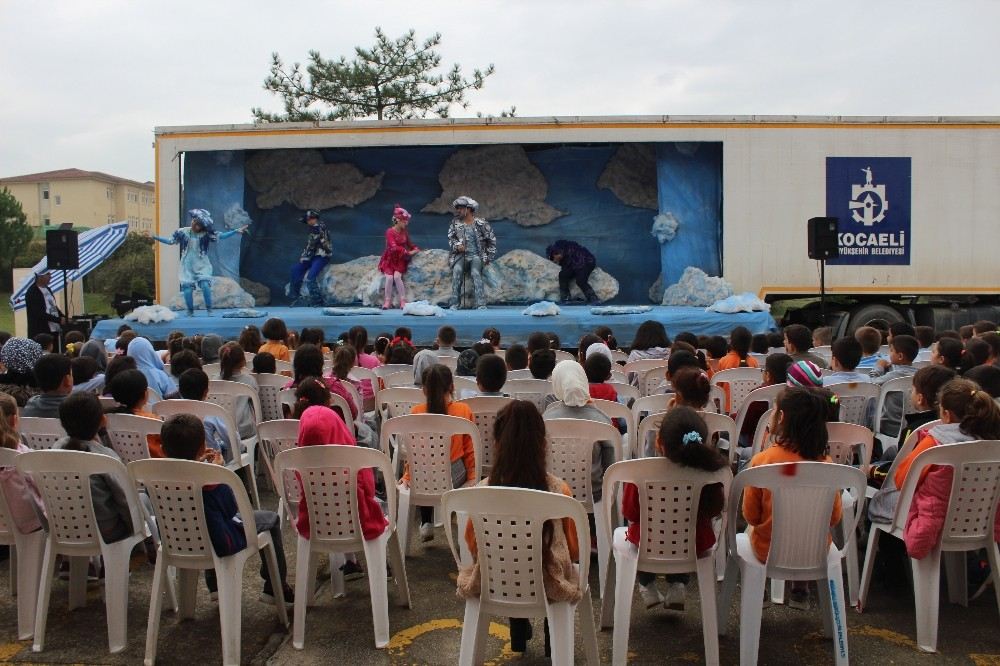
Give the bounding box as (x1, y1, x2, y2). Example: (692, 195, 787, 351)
(819, 259, 827, 323)
(61, 269, 70, 327)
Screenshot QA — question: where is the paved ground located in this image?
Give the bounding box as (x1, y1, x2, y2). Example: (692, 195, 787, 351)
(1, 489, 999, 664)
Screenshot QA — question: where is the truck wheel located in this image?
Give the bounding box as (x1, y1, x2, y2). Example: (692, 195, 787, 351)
(847, 303, 904, 335)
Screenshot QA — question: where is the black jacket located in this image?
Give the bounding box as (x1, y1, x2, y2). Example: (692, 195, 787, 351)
(25, 284, 62, 340)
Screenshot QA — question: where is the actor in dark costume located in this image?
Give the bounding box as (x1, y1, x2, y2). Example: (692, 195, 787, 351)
(546, 240, 600, 304)
(25, 270, 64, 341)
(287, 209, 332, 307)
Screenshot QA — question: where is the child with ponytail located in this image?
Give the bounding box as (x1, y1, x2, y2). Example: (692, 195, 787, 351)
(625, 406, 728, 611)
(896, 378, 1000, 559)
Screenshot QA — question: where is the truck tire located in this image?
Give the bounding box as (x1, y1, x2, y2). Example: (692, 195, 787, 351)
(847, 303, 904, 335)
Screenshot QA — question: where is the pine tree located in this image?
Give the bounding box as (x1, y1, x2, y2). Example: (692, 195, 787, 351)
(251, 27, 500, 122)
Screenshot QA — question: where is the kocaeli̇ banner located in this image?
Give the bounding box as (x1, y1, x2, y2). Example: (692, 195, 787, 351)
(826, 157, 911, 265)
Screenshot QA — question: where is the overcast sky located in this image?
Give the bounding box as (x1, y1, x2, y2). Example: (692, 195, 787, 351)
(1, 1, 997, 183)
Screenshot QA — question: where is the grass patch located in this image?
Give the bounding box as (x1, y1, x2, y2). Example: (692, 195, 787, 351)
(0, 291, 118, 336)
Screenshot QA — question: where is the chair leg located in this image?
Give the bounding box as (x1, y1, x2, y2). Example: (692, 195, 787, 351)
(845, 526, 861, 609)
(361, 532, 391, 648)
(695, 556, 720, 666)
(985, 543, 1000, 627)
(817, 574, 834, 638)
(715, 535, 726, 582)
(770, 578, 785, 605)
(738, 558, 766, 666)
(32, 544, 57, 653)
(577, 591, 601, 666)
(144, 558, 167, 666)
(293, 539, 312, 649)
(610, 546, 638, 665)
(593, 500, 610, 598)
(177, 568, 199, 620)
(911, 549, 942, 653)
(68, 555, 88, 610)
(387, 531, 412, 608)
(458, 599, 483, 666)
(102, 544, 133, 653)
(216, 561, 245, 666)
(546, 601, 576, 666)
(943, 551, 968, 607)
(826, 557, 851, 666)
(15, 531, 44, 641)
(717, 553, 740, 636)
(857, 526, 882, 612)
(245, 462, 261, 509)
(330, 552, 346, 599)
(261, 542, 288, 626)
(397, 487, 413, 558)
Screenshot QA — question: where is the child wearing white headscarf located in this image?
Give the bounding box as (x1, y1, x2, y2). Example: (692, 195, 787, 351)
(543, 360, 615, 501)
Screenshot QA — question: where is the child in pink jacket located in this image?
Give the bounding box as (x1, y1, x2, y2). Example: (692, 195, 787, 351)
(898, 379, 1000, 558)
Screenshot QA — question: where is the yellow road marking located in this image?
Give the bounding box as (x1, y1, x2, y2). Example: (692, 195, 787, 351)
(389, 617, 513, 663)
(0, 642, 23, 661)
(970, 656, 1000, 666)
(849, 625, 916, 648)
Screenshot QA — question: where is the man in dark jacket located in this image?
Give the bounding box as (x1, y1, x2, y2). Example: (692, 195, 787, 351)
(546, 240, 600, 304)
(25, 271, 64, 341)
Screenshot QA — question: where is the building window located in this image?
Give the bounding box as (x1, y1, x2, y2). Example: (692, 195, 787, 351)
(54, 195, 61, 205)
(106, 187, 113, 199)
(42, 216, 50, 226)
(42, 189, 49, 200)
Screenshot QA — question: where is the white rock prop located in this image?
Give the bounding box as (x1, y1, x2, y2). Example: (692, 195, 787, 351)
(522, 301, 561, 317)
(402, 300, 446, 317)
(661, 267, 734, 307)
(332, 248, 620, 306)
(239, 278, 271, 306)
(707, 293, 771, 314)
(124, 305, 178, 324)
(166, 276, 256, 311)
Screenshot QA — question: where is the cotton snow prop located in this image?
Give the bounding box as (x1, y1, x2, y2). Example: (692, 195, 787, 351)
(707, 293, 771, 314)
(651, 212, 680, 244)
(402, 300, 446, 317)
(522, 301, 561, 317)
(662, 267, 734, 307)
(323, 307, 383, 316)
(589, 305, 652, 316)
(124, 305, 177, 324)
(221, 309, 267, 318)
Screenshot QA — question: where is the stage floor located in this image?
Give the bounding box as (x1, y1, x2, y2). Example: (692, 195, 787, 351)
(91, 305, 776, 348)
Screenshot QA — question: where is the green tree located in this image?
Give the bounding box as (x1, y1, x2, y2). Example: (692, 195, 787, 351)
(252, 27, 498, 122)
(83, 232, 155, 297)
(0, 188, 33, 290)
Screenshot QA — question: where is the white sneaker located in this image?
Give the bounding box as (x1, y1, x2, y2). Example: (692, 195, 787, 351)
(664, 582, 686, 611)
(419, 522, 434, 542)
(639, 582, 664, 609)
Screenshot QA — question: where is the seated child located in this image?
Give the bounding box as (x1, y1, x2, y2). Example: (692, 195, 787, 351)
(822, 336, 873, 386)
(528, 348, 556, 380)
(585, 353, 618, 403)
(475, 354, 508, 397)
(855, 326, 887, 370)
(160, 413, 292, 604)
(178, 368, 237, 460)
(252, 352, 277, 375)
(258, 318, 291, 361)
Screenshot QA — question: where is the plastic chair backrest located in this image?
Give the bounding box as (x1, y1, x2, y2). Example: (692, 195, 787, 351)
(256, 419, 302, 495)
(383, 372, 413, 389)
(632, 394, 671, 425)
(872, 375, 915, 436)
(325, 393, 355, 433)
(553, 350, 575, 363)
(706, 385, 725, 414)
(379, 414, 482, 499)
(623, 359, 670, 377)
(436, 355, 458, 371)
(750, 408, 775, 457)
(610, 350, 629, 364)
(274, 446, 395, 547)
(609, 369, 628, 385)
(18, 449, 143, 549)
(17, 417, 66, 450)
(207, 379, 262, 433)
(727, 461, 865, 576)
(348, 366, 377, 384)
(0, 448, 18, 539)
(504, 379, 553, 413)
(602, 458, 731, 571)
(826, 422, 875, 476)
(639, 366, 670, 397)
(275, 360, 294, 376)
(373, 364, 414, 380)
(442, 486, 591, 613)
(453, 376, 479, 397)
(636, 412, 667, 459)
(279, 389, 296, 418)
(544, 418, 622, 510)
(591, 398, 636, 444)
(606, 382, 640, 403)
(104, 413, 162, 464)
(880, 419, 941, 490)
(129, 458, 258, 569)
(98, 396, 119, 411)
(202, 363, 221, 380)
(255, 373, 289, 422)
(732, 384, 784, 440)
(377, 387, 424, 422)
(461, 396, 514, 475)
(151, 399, 241, 462)
(812, 345, 833, 362)
(826, 382, 881, 428)
(700, 411, 737, 452)
(710, 368, 764, 414)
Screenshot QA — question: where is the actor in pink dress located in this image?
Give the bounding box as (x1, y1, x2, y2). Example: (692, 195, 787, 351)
(378, 204, 420, 309)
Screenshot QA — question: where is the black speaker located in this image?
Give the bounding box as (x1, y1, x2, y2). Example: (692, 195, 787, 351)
(807, 217, 839, 260)
(46, 229, 79, 270)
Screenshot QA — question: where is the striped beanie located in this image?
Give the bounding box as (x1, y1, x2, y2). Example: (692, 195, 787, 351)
(786, 360, 823, 387)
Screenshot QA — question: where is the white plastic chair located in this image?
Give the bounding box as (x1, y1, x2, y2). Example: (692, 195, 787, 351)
(207, 379, 262, 445)
(826, 421, 875, 608)
(606, 382, 640, 404)
(705, 385, 726, 414)
(377, 386, 424, 423)
(609, 369, 628, 385)
(202, 362, 221, 380)
(591, 398, 636, 461)
(130, 458, 288, 666)
(504, 379, 553, 413)
(0, 448, 45, 640)
(104, 413, 162, 464)
(383, 371, 414, 389)
(858, 440, 1000, 652)
(813, 345, 833, 363)
(749, 408, 776, 459)
(437, 354, 458, 371)
(373, 364, 414, 380)
(17, 450, 146, 654)
(460, 396, 514, 477)
(453, 376, 479, 398)
(274, 446, 411, 649)
(256, 419, 302, 525)
(380, 414, 482, 555)
(99, 396, 120, 411)
(279, 388, 297, 418)
(717, 461, 865, 666)
(872, 375, 915, 453)
(826, 381, 881, 429)
(505, 368, 534, 381)
(623, 359, 669, 389)
(553, 350, 576, 363)
(610, 350, 629, 364)
(544, 418, 623, 598)
(631, 394, 671, 428)
(17, 418, 66, 450)
(348, 366, 378, 413)
(152, 399, 261, 509)
(255, 373, 289, 423)
(732, 384, 784, 449)
(599, 458, 732, 665)
(638, 366, 671, 397)
(274, 359, 294, 376)
(636, 412, 666, 460)
(710, 367, 763, 416)
(442, 486, 600, 666)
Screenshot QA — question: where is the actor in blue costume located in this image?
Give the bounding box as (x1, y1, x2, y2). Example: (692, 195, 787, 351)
(287, 209, 332, 307)
(546, 239, 600, 304)
(153, 209, 246, 316)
